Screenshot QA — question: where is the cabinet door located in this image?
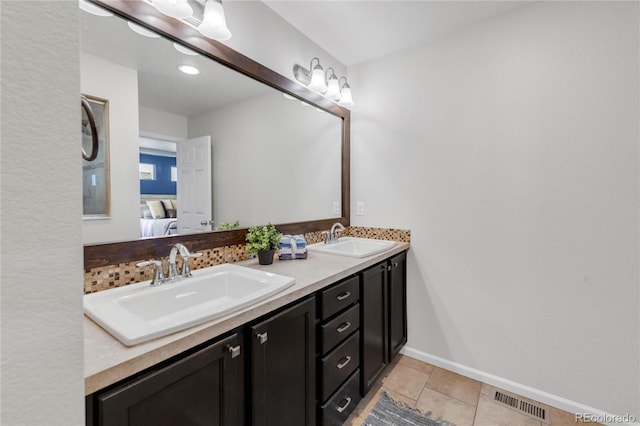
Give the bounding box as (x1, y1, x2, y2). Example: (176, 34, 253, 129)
(251, 296, 316, 426)
(97, 332, 243, 426)
(388, 252, 408, 360)
(360, 262, 388, 395)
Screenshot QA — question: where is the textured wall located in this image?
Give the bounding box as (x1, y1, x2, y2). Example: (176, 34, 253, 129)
(1, 1, 84, 424)
(349, 1, 639, 417)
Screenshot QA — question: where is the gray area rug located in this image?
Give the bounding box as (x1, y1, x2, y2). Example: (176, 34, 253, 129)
(362, 392, 456, 426)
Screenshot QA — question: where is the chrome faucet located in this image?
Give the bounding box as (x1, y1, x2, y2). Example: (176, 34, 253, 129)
(136, 243, 202, 285)
(325, 222, 345, 244)
(168, 243, 202, 279)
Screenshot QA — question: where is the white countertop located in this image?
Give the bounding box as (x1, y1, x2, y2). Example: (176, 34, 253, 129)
(84, 242, 409, 395)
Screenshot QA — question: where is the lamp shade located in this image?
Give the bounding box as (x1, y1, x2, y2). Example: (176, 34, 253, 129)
(325, 75, 341, 101)
(338, 84, 354, 107)
(152, 0, 193, 19)
(198, 0, 232, 41)
(308, 64, 327, 93)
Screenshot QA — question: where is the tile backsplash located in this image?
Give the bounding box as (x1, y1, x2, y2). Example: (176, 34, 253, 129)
(84, 226, 410, 294)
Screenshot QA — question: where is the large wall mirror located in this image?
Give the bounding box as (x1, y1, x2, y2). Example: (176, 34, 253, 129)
(83, 0, 350, 268)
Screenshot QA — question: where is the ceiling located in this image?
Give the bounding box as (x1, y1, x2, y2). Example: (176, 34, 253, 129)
(262, 1, 537, 67)
(80, 6, 272, 117)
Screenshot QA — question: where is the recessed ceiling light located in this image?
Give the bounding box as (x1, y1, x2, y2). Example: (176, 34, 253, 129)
(178, 65, 200, 75)
(127, 21, 160, 38)
(283, 93, 296, 100)
(79, 0, 113, 17)
(301, 101, 310, 107)
(173, 43, 199, 56)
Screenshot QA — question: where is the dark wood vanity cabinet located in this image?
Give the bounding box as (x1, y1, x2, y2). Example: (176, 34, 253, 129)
(360, 251, 408, 395)
(388, 252, 408, 360)
(90, 332, 244, 426)
(318, 276, 362, 425)
(250, 296, 316, 426)
(86, 250, 408, 426)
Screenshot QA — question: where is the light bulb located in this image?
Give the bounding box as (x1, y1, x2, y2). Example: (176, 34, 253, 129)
(174, 42, 199, 56)
(128, 21, 161, 38)
(198, 0, 232, 41)
(152, 0, 193, 19)
(178, 65, 200, 75)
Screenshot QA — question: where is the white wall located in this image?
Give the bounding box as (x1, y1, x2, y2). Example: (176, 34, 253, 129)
(80, 53, 140, 244)
(1, 2, 84, 424)
(349, 1, 639, 418)
(81, 53, 141, 244)
(188, 92, 342, 227)
(139, 105, 188, 141)
(221, 1, 346, 86)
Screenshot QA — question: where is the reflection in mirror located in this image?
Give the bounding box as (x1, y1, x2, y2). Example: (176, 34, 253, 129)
(82, 95, 110, 218)
(80, 2, 342, 244)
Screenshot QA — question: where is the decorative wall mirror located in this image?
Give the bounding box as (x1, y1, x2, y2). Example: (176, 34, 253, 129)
(82, 95, 110, 218)
(83, 0, 350, 269)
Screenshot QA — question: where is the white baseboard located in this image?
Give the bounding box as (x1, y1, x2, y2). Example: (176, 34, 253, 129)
(400, 346, 639, 426)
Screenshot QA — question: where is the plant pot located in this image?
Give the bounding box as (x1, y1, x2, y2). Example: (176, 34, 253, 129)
(257, 249, 275, 265)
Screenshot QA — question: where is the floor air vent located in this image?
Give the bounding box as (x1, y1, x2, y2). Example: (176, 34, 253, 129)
(494, 391, 550, 424)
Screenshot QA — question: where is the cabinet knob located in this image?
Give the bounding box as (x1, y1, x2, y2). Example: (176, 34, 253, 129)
(336, 355, 352, 370)
(227, 345, 241, 359)
(256, 332, 268, 344)
(393, 262, 399, 268)
(336, 397, 352, 413)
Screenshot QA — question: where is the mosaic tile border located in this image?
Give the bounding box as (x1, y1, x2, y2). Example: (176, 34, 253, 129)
(84, 227, 410, 294)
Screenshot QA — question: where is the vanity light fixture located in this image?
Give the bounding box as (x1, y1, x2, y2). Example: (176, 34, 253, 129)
(178, 64, 200, 75)
(293, 58, 355, 107)
(337, 77, 355, 108)
(152, 0, 193, 19)
(79, 0, 113, 17)
(198, 0, 232, 41)
(293, 57, 327, 94)
(127, 21, 161, 38)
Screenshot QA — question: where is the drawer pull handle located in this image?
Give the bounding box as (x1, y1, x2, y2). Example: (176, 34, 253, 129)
(336, 322, 351, 333)
(337, 356, 352, 370)
(336, 397, 352, 413)
(336, 291, 351, 301)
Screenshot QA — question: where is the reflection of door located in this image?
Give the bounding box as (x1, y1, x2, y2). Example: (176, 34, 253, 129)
(177, 136, 212, 234)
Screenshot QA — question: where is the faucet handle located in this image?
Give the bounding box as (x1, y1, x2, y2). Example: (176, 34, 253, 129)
(181, 252, 203, 278)
(136, 259, 164, 285)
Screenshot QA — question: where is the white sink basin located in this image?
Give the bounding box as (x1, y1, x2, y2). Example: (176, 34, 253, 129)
(308, 237, 396, 258)
(84, 263, 295, 346)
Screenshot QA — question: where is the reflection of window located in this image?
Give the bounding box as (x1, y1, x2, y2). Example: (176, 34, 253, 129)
(171, 166, 177, 182)
(139, 163, 155, 180)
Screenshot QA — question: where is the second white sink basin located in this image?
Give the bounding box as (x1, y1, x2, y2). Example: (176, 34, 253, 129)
(84, 263, 295, 346)
(308, 237, 396, 258)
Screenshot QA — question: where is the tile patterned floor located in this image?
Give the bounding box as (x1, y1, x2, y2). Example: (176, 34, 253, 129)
(345, 355, 601, 426)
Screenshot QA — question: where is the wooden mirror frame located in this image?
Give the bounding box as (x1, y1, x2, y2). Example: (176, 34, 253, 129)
(83, 0, 350, 269)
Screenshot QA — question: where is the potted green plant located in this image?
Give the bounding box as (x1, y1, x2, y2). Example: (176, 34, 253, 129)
(246, 224, 282, 265)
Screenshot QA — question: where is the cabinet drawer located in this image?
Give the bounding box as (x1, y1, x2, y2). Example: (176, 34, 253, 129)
(321, 275, 359, 319)
(320, 369, 361, 426)
(321, 331, 359, 401)
(320, 303, 359, 355)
